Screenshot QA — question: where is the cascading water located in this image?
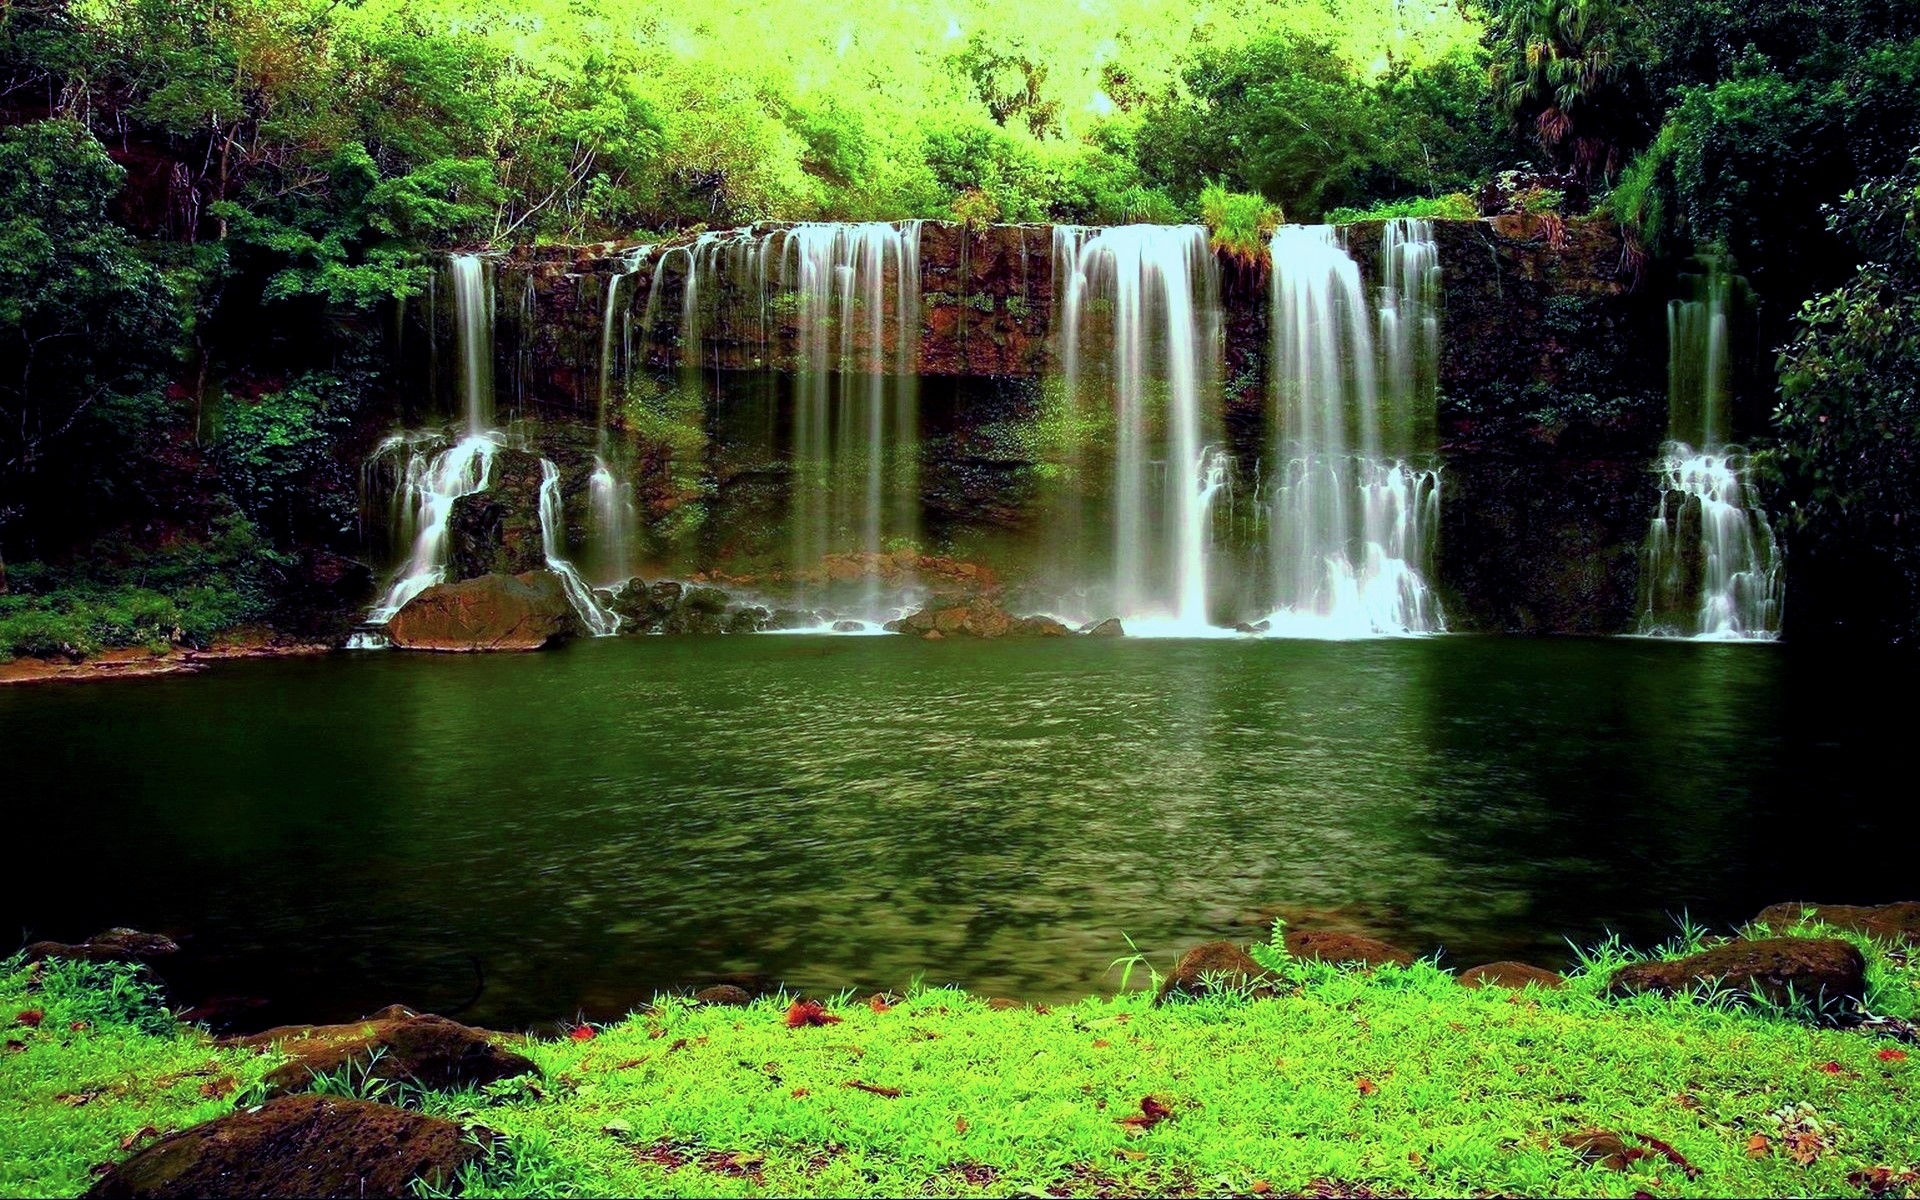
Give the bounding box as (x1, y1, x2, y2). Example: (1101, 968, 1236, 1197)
(1263, 222, 1443, 637)
(357, 253, 622, 641)
(1054, 224, 1226, 632)
(591, 249, 649, 585)
(1637, 263, 1782, 639)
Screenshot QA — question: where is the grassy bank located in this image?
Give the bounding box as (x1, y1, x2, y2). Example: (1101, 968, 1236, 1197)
(4, 923, 1917, 1199)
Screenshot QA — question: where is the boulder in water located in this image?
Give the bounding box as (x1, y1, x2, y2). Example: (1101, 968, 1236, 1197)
(766, 608, 819, 631)
(386, 571, 573, 651)
(727, 606, 770, 634)
(1284, 930, 1414, 967)
(83, 1095, 491, 1199)
(448, 447, 547, 581)
(1155, 941, 1275, 1004)
(889, 598, 1059, 639)
(1751, 901, 1920, 945)
(832, 619, 866, 633)
(222, 1005, 538, 1097)
(1084, 618, 1126, 637)
(1607, 937, 1866, 1007)
(24, 928, 179, 966)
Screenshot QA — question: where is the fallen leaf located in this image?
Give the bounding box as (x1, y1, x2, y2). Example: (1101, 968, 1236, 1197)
(69, 1022, 91, 1032)
(1117, 1095, 1173, 1135)
(1746, 1134, 1772, 1158)
(786, 1000, 842, 1029)
(117, 1127, 159, 1151)
(1252, 1182, 1273, 1195)
(5, 1040, 25, 1053)
(601, 1119, 633, 1137)
(197, 1078, 235, 1100)
(1114, 1148, 1147, 1161)
(569, 1024, 595, 1042)
(845, 1079, 901, 1098)
(14, 1010, 44, 1028)
(57, 1091, 99, 1108)
(1784, 1129, 1827, 1166)
(1877, 1048, 1908, 1063)
(668, 1038, 689, 1053)
(1818, 1060, 1846, 1074)
(1850, 1167, 1920, 1196)
(1356, 1077, 1378, 1096)
(955, 1117, 968, 1134)
(791, 1087, 809, 1098)
(1092, 1039, 1110, 1049)
(867, 994, 892, 1014)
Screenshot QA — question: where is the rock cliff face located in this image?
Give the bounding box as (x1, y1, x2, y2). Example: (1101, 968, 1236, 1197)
(376, 217, 1672, 634)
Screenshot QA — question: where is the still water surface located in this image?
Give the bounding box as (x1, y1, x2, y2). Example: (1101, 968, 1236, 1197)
(4, 635, 1912, 1028)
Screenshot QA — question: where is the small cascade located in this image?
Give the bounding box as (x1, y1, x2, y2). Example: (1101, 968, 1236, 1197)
(587, 455, 636, 586)
(359, 252, 622, 641)
(1638, 263, 1783, 639)
(539, 459, 621, 636)
(1055, 224, 1224, 632)
(1263, 223, 1443, 637)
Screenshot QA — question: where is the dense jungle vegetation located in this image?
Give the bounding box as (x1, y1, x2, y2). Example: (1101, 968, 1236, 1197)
(1, 0, 1918, 653)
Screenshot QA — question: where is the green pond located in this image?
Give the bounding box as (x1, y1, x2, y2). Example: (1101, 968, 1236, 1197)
(4, 635, 1912, 1029)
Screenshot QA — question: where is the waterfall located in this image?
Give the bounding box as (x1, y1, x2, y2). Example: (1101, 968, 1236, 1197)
(358, 253, 621, 640)
(539, 459, 621, 636)
(591, 249, 648, 586)
(1263, 223, 1443, 637)
(1055, 224, 1226, 632)
(653, 222, 924, 617)
(1638, 264, 1783, 639)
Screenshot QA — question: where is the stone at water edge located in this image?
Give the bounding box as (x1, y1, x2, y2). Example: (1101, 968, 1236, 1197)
(1459, 961, 1565, 990)
(1284, 930, 1415, 967)
(1084, 618, 1125, 637)
(221, 1006, 538, 1098)
(693, 984, 753, 1007)
(23, 928, 179, 965)
(385, 571, 573, 652)
(1606, 937, 1867, 1007)
(83, 1095, 492, 1199)
(1155, 941, 1276, 1004)
(832, 620, 866, 632)
(1752, 901, 1920, 945)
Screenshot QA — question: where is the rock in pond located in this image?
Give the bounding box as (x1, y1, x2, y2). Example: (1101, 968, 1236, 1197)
(24, 928, 179, 965)
(1459, 961, 1565, 990)
(83, 1095, 491, 1199)
(1752, 901, 1920, 944)
(1284, 930, 1415, 967)
(222, 1006, 537, 1097)
(1607, 937, 1867, 1006)
(1084, 617, 1125, 637)
(886, 598, 1068, 639)
(1155, 941, 1274, 1004)
(386, 571, 573, 652)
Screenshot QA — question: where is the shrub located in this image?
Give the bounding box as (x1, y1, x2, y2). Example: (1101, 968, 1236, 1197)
(1198, 182, 1281, 264)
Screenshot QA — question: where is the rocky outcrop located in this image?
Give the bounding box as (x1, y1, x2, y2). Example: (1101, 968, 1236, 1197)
(1284, 930, 1415, 968)
(1459, 961, 1565, 990)
(1155, 941, 1274, 1004)
(1752, 901, 1920, 945)
(1084, 618, 1125, 637)
(607, 579, 768, 634)
(885, 597, 1069, 639)
(83, 1095, 491, 1199)
(23, 928, 179, 965)
(223, 1006, 538, 1098)
(1607, 937, 1867, 1006)
(386, 571, 574, 651)
(448, 448, 547, 581)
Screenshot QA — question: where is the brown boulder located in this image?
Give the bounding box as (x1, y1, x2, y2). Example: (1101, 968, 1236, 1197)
(693, 985, 753, 1007)
(1084, 618, 1125, 637)
(1459, 961, 1565, 990)
(1155, 941, 1275, 1004)
(1752, 901, 1920, 945)
(1607, 937, 1867, 1006)
(223, 1007, 537, 1097)
(1284, 930, 1415, 967)
(24, 928, 179, 965)
(83, 1095, 491, 1199)
(386, 571, 573, 652)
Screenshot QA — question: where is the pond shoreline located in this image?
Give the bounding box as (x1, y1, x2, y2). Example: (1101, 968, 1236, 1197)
(0, 635, 331, 687)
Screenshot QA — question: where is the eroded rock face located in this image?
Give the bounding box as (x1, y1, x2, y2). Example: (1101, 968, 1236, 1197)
(23, 928, 179, 965)
(1607, 937, 1867, 1006)
(1752, 902, 1920, 945)
(387, 571, 573, 651)
(1284, 930, 1415, 968)
(223, 1006, 538, 1098)
(1155, 941, 1273, 1004)
(607, 579, 768, 634)
(448, 448, 548, 582)
(1459, 961, 1565, 990)
(83, 1095, 491, 1199)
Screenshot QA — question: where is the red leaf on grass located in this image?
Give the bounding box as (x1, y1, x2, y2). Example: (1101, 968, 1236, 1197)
(569, 1024, 596, 1042)
(1877, 1048, 1908, 1063)
(1117, 1095, 1173, 1134)
(1356, 1077, 1378, 1096)
(1818, 1060, 1846, 1074)
(868, 994, 893, 1014)
(15, 1010, 44, 1028)
(786, 1000, 841, 1028)
(845, 1079, 902, 1098)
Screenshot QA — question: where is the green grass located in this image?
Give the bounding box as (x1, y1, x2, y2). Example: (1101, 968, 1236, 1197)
(1198, 183, 1281, 266)
(1325, 193, 1479, 224)
(4, 921, 1917, 1199)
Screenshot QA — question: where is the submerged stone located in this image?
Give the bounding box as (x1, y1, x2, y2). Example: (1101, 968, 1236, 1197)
(83, 1095, 491, 1199)
(387, 571, 573, 652)
(223, 1006, 538, 1098)
(1606, 937, 1866, 1007)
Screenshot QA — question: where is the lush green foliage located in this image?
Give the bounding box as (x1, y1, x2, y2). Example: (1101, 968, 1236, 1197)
(1197, 184, 1280, 264)
(1773, 154, 1920, 640)
(6, 924, 1918, 1199)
